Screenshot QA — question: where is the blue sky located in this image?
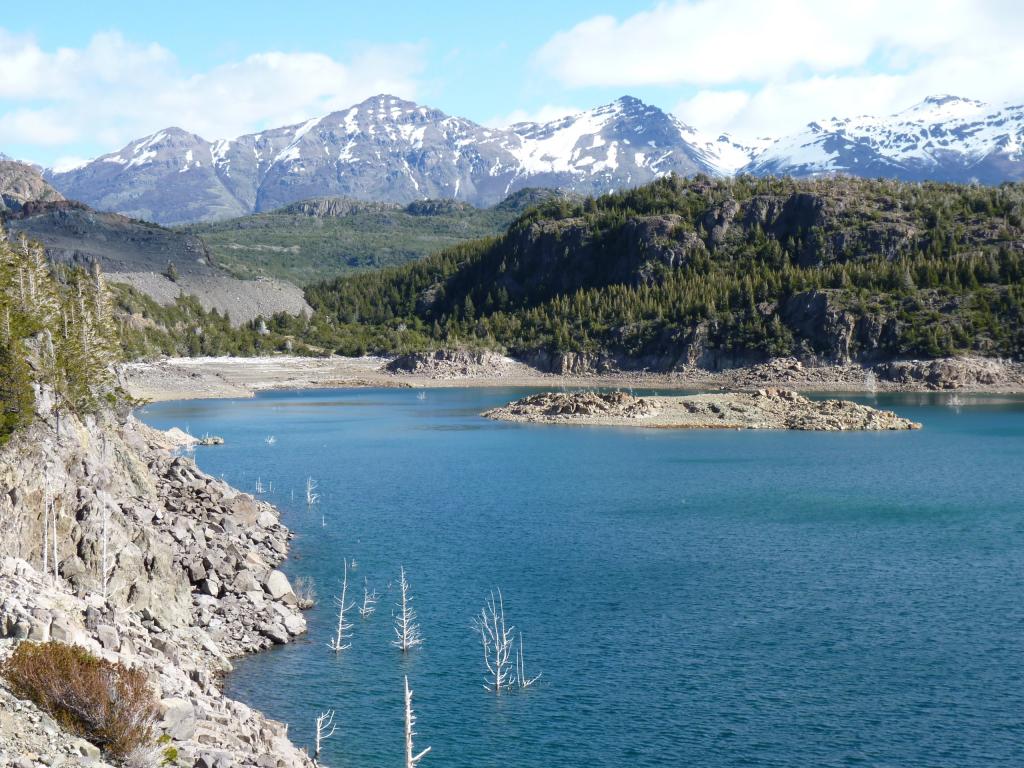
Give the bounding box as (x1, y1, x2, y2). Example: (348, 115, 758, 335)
(2, 0, 1022, 167)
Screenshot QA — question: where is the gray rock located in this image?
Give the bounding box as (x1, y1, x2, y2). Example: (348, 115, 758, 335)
(233, 570, 260, 593)
(49, 616, 77, 644)
(262, 570, 293, 601)
(256, 511, 277, 529)
(260, 622, 289, 645)
(95, 624, 120, 651)
(188, 562, 208, 583)
(72, 739, 101, 762)
(27, 616, 51, 642)
(159, 697, 197, 740)
(283, 614, 306, 636)
(200, 576, 222, 598)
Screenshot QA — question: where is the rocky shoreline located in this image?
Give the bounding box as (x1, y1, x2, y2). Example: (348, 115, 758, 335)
(120, 353, 1024, 403)
(483, 389, 922, 431)
(0, 407, 314, 768)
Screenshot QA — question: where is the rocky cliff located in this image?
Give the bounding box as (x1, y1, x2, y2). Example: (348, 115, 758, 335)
(0, 161, 64, 215)
(0, 396, 314, 767)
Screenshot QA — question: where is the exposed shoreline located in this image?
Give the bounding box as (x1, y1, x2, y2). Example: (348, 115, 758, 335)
(120, 353, 1024, 403)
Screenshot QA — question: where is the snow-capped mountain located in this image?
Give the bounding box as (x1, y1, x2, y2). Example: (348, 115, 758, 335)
(40, 94, 1024, 225)
(44, 95, 747, 225)
(743, 95, 1024, 183)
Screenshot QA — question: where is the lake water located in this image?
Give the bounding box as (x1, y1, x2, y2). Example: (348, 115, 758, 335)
(139, 388, 1024, 768)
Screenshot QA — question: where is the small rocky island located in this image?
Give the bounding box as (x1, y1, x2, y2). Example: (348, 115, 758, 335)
(483, 389, 921, 431)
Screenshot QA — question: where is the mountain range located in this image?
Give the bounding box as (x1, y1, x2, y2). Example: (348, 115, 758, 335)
(40, 93, 1024, 226)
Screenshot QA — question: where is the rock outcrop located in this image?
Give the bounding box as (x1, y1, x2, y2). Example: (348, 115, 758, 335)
(874, 357, 1009, 390)
(484, 388, 921, 431)
(0, 406, 313, 768)
(0, 161, 64, 215)
(384, 349, 531, 379)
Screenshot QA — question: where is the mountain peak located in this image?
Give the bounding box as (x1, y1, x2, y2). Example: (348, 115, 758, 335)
(922, 94, 977, 106)
(900, 94, 986, 120)
(611, 94, 646, 108)
(43, 92, 1024, 226)
(352, 93, 430, 116)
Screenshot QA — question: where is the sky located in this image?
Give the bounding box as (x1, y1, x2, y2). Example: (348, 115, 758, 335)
(2, 0, 1023, 168)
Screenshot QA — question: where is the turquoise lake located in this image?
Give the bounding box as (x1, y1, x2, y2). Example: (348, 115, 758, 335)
(139, 388, 1024, 767)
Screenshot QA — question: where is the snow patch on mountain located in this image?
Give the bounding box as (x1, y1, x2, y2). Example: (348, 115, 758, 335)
(36, 93, 1024, 226)
(744, 95, 1024, 182)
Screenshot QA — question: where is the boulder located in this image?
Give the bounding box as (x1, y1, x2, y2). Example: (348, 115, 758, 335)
(262, 570, 294, 601)
(233, 570, 261, 593)
(260, 622, 289, 645)
(73, 738, 101, 762)
(95, 624, 120, 651)
(283, 613, 306, 636)
(159, 697, 197, 740)
(200, 576, 223, 598)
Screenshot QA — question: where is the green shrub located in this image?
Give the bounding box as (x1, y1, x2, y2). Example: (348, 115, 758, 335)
(2, 641, 158, 759)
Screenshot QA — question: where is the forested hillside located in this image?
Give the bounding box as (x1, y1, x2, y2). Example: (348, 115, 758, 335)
(0, 225, 120, 442)
(298, 175, 1024, 367)
(183, 189, 564, 285)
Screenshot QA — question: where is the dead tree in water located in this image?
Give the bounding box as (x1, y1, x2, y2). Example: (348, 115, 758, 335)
(359, 578, 378, 619)
(516, 632, 542, 689)
(313, 709, 336, 764)
(392, 566, 423, 651)
(403, 676, 430, 768)
(328, 559, 354, 653)
(472, 590, 516, 694)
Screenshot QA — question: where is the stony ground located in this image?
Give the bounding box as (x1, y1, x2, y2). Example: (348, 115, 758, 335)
(0, 410, 315, 768)
(483, 389, 922, 431)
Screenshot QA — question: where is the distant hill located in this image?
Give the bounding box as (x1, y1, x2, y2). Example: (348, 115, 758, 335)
(3, 199, 308, 327)
(183, 187, 571, 285)
(300, 175, 1024, 367)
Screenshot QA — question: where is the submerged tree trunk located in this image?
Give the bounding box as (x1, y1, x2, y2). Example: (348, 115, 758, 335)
(404, 676, 430, 768)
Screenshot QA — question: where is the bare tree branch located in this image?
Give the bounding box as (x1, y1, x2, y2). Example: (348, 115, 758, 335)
(472, 589, 517, 694)
(404, 676, 430, 768)
(392, 566, 423, 652)
(327, 559, 354, 653)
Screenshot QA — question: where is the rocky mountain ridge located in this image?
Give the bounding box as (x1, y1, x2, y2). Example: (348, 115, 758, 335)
(744, 95, 1024, 183)
(43, 95, 752, 225)
(39, 94, 1024, 225)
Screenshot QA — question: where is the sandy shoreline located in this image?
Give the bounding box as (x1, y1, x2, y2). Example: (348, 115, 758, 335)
(119, 354, 1024, 402)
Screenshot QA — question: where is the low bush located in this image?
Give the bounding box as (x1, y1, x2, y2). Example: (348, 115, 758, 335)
(1, 641, 158, 759)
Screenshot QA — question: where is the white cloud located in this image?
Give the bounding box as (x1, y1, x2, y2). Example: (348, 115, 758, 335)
(50, 156, 91, 173)
(0, 29, 425, 161)
(674, 90, 749, 133)
(537, 0, 1024, 140)
(535, 0, 1009, 88)
(485, 104, 580, 128)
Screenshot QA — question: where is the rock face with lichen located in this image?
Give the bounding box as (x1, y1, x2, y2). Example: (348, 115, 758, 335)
(483, 388, 921, 431)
